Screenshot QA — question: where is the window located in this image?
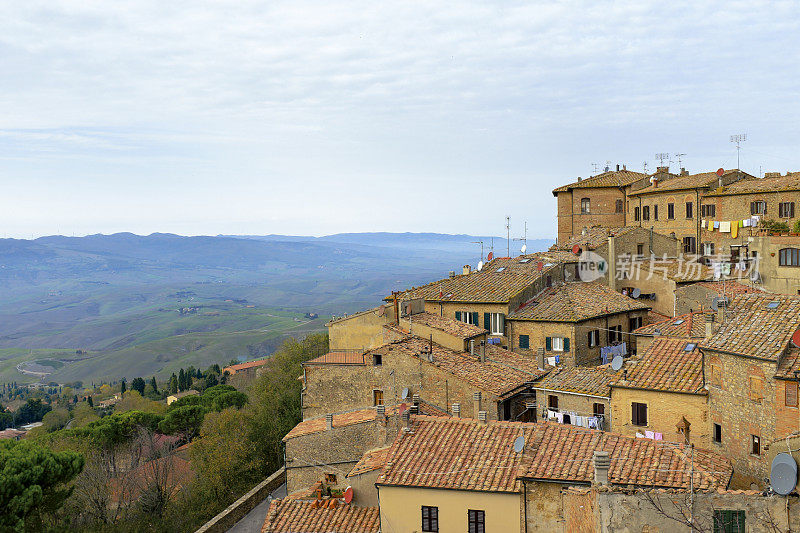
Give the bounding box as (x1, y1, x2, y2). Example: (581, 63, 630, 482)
(713, 423, 722, 444)
(519, 334, 529, 349)
(683, 236, 696, 253)
(751, 201, 767, 215)
(667, 203, 675, 219)
(632, 402, 648, 426)
(634, 206, 640, 221)
(609, 325, 622, 343)
(615, 199, 624, 213)
(421, 506, 439, 532)
(456, 311, 478, 325)
(749, 376, 763, 403)
(779, 202, 796, 218)
(704, 242, 715, 256)
(373, 389, 384, 406)
(547, 336, 569, 352)
(487, 313, 505, 335)
(546, 275, 552, 287)
(637, 244, 644, 256)
(373, 353, 382, 366)
(629, 316, 643, 331)
(751, 434, 761, 455)
(548, 395, 559, 409)
(701, 204, 716, 217)
(787, 381, 799, 407)
(653, 205, 658, 220)
(686, 201, 693, 219)
(468, 510, 485, 533)
(325, 473, 337, 484)
(581, 198, 590, 214)
(593, 403, 605, 417)
(642, 205, 650, 221)
(588, 330, 600, 347)
(779, 248, 800, 267)
(713, 510, 745, 533)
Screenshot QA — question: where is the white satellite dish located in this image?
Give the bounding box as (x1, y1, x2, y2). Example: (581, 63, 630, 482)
(477, 261, 484, 271)
(632, 288, 641, 299)
(771, 453, 797, 495)
(401, 388, 409, 399)
(611, 355, 624, 371)
(513, 435, 525, 453)
(521, 244, 527, 254)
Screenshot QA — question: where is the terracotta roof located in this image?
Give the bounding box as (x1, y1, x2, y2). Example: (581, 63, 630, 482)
(366, 336, 551, 396)
(774, 347, 800, 380)
(393, 253, 570, 304)
(637, 258, 714, 282)
(552, 170, 646, 195)
(613, 338, 705, 394)
(347, 447, 391, 477)
(552, 227, 639, 251)
(406, 312, 487, 338)
(533, 365, 618, 398)
(704, 172, 800, 196)
(521, 422, 732, 490)
(378, 416, 538, 493)
(647, 310, 672, 323)
(223, 358, 269, 373)
(262, 499, 379, 533)
(695, 280, 764, 297)
(702, 294, 800, 361)
(633, 311, 710, 338)
(629, 169, 748, 196)
(509, 282, 650, 322)
(304, 352, 367, 365)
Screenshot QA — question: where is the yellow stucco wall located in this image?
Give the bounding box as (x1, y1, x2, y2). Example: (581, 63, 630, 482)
(327, 307, 391, 351)
(378, 485, 522, 533)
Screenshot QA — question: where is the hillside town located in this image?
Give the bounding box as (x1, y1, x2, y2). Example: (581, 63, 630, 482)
(264, 167, 800, 532)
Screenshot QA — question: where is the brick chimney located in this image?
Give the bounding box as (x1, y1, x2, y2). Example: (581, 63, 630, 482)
(402, 410, 412, 432)
(473, 391, 482, 415)
(325, 414, 333, 431)
(478, 411, 488, 425)
(593, 451, 610, 485)
(449, 270, 456, 278)
(480, 340, 486, 363)
(537, 347, 546, 371)
(452, 403, 461, 417)
(681, 168, 688, 176)
(463, 265, 471, 276)
(705, 314, 715, 339)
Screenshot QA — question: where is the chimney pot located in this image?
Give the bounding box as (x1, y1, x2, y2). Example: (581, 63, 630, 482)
(402, 410, 412, 432)
(705, 314, 715, 339)
(616, 164, 620, 172)
(325, 414, 333, 431)
(449, 270, 456, 278)
(409, 404, 419, 414)
(681, 167, 688, 176)
(463, 265, 471, 276)
(478, 411, 488, 424)
(473, 391, 482, 415)
(593, 451, 611, 485)
(452, 403, 461, 417)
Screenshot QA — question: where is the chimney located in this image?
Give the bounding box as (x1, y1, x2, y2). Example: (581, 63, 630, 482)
(473, 391, 482, 415)
(705, 314, 715, 339)
(480, 341, 486, 363)
(376, 404, 386, 417)
(537, 347, 546, 371)
(448, 270, 456, 278)
(412, 393, 420, 407)
(681, 167, 688, 176)
(470, 339, 475, 356)
(593, 451, 610, 485)
(652, 176, 659, 188)
(452, 403, 461, 417)
(409, 404, 419, 415)
(717, 303, 725, 325)
(577, 176, 582, 181)
(402, 410, 412, 432)
(325, 414, 333, 431)
(478, 411, 488, 425)
(623, 164, 626, 171)
(463, 265, 471, 276)
(616, 164, 620, 172)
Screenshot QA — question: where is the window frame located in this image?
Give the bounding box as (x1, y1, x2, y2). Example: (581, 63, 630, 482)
(421, 506, 439, 532)
(683, 236, 696, 254)
(468, 509, 485, 533)
(704, 242, 715, 256)
(779, 248, 800, 267)
(373, 389, 384, 406)
(551, 336, 564, 352)
(608, 325, 622, 344)
(373, 353, 382, 366)
(637, 244, 644, 256)
(667, 203, 675, 220)
(588, 329, 600, 348)
(629, 316, 643, 331)
(593, 403, 605, 418)
(751, 434, 761, 456)
(786, 381, 799, 408)
(701, 204, 716, 218)
(548, 395, 559, 409)
(686, 201, 694, 219)
(518, 334, 529, 350)
(631, 402, 648, 427)
(634, 206, 640, 221)
(751, 200, 767, 215)
(713, 509, 745, 533)
(580, 197, 591, 214)
(488, 313, 505, 335)
(615, 199, 624, 213)
(642, 205, 650, 221)
(779, 201, 796, 218)
(713, 423, 722, 444)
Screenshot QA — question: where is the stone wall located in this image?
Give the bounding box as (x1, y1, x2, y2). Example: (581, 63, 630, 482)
(535, 388, 611, 430)
(556, 187, 628, 244)
(628, 189, 702, 242)
(327, 307, 391, 351)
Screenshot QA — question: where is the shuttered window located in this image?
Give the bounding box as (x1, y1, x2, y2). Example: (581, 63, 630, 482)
(587, 330, 599, 347)
(779, 248, 800, 267)
(667, 203, 675, 219)
(786, 381, 798, 407)
(422, 506, 439, 532)
(488, 313, 505, 335)
(632, 402, 648, 426)
(751, 201, 767, 215)
(519, 334, 529, 349)
(468, 510, 485, 533)
(686, 202, 693, 219)
(634, 206, 640, 221)
(779, 202, 796, 218)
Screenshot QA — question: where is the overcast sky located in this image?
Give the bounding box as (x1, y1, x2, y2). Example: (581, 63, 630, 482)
(2, 1, 799, 239)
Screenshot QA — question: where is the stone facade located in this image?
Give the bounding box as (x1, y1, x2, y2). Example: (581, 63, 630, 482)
(535, 388, 611, 430)
(556, 187, 629, 245)
(326, 306, 394, 352)
(749, 234, 800, 295)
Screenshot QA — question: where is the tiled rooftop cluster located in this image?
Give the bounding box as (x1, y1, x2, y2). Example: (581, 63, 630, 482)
(634, 311, 710, 338)
(262, 499, 379, 533)
(615, 338, 705, 395)
(511, 281, 650, 322)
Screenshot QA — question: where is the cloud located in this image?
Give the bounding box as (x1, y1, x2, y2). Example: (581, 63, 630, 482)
(1, 1, 799, 237)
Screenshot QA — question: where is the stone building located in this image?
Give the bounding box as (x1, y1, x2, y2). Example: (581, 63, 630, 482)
(632, 309, 709, 353)
(748, 234, 800, 295)
(701, 293, 800, 489)
(344, 447, 390, 507)
(674, 279, 765, 315)
(507, 281, 651, 366)
(325, 305, 399, 352)
(550, 225, 680, 262)
(615, 257, 714, 316)
(610, 337, 709, 448)
(552, 167, 647, 245)
(532, 364, 617, 430)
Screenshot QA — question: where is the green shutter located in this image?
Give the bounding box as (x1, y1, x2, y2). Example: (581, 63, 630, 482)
(519, 335, 529, 349)
(546, 337, 552, 351)
(472, 312, 479, 326)
(484, 313, 491, 330)
(455, 311, 462, 321)
(564, 338, 570, 352)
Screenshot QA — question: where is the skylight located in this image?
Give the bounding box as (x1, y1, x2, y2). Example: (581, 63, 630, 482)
(684, 343, 696, 352)
(767, 301, 780, 309)
(496, 267, 505, 273)
(672, 319, 685, 325)
(519, 258, 531, 263)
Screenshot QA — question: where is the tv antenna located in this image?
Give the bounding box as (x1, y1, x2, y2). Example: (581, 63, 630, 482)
(674, 153, 686, 169)
(505, 216, 510, 258)
(730, 133, 747, 170)
(655, 153, 669, 168)
(643, 161, 649, 174)
(604, 160, 611, 172)
(592, 163, 599, 175)
(513, 222, 528, 255)
(471, 241, 484, 262)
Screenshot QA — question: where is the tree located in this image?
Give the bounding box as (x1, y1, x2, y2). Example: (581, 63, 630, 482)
(0, 440, 84, 531)
(87, 396, 94, 408)
(41, 408, 70, 433)
(115, 391, 166, 415)
(120, 379, 127, 394)
(168, 374, 178, 394)
(178, 369, 186, 392)
(130, 377, 146, 396)
(158, 405, 206, 441)
(72, 402, 99, 428)
(15, 398, 52, 425)
(149, 376, 158, 395)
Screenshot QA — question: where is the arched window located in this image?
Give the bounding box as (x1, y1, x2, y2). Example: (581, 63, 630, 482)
(779, 248, 800, 267)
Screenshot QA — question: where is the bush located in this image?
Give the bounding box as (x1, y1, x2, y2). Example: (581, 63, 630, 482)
(793, 219, 800, 234)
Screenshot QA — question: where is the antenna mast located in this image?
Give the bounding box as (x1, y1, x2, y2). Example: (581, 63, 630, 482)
(513, 222, 528, 252)
(505, 216, 510, 258)
(655, 153, 669, 169)
(674, 152, 686, 170)
(471, 241, 484, 262)
(730, 133, 747, 172)
(592, 163, 599, 175)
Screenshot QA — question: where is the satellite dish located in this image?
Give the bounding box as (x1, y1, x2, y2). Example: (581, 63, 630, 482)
(521, 244, 527, 254)
(513, 435, 525, 453)
(611, 355, 624, 371)
(793, 329, 800, 349)
(343, 486, 353, 504)
(771, 453, 797, 495)
(632, 288, 641, 299)
(401, 388, 409, 399)
(477, 261, 484, 271)
(571, 244, 581, 255)
(716, 167, 725, 177)
(487, 252, 494, 261)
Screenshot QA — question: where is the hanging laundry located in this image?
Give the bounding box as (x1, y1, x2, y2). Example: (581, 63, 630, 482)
(720, 221, 731, 233)
(547, 409, 557, 420)
(636, 432, 645, 438)
(738, 220, 744, 228)
(713, 221, 720, 229)
(731, 223, 738, 239)
(645, 430, 655, 439)
(556, 412, 564, 423)
(743, 218, 751, 227)
(574, 415, 582, 427)
(547, 356, 556, 367)
(654, 432, 663, 441)
(587, 417, 598, 429)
